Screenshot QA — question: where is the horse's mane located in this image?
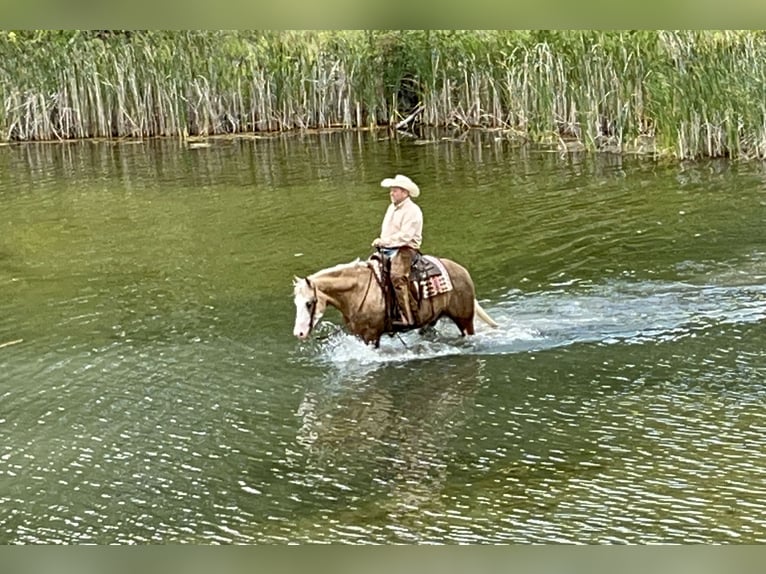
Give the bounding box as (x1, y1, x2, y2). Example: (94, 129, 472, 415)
(307, 258, 369, 281)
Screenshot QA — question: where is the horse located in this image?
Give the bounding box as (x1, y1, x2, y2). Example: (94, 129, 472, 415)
(292, 255, 497, 347)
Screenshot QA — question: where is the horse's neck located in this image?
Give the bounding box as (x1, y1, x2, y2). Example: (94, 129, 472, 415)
(313, 268, 370, 307)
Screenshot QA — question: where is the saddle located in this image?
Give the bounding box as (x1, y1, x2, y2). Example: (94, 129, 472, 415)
(368, 250, 453, 331)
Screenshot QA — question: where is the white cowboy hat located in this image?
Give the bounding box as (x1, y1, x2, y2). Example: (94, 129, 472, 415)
(380, 174, 420, 198)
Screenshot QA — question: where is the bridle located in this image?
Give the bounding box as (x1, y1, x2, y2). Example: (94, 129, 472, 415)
(301, 267, 375, 338)
(304, 278, 319, 335)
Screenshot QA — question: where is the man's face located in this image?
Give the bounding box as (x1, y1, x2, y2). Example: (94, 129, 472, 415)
(390, 186, 408, 204)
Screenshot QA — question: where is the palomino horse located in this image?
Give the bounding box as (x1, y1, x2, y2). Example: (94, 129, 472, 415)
(293, 256, 497, 347)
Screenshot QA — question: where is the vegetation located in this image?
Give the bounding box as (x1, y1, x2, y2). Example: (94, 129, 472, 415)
(1, 30, 766, 159)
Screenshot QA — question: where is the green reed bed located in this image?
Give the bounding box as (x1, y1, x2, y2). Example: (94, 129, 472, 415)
(1, 30, 766, 159)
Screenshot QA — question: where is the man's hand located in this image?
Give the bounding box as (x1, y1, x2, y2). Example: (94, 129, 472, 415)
(371, 237, 383, 248)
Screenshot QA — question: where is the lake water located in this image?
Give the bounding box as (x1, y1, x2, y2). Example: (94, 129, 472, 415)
(1, 131, 765, 543)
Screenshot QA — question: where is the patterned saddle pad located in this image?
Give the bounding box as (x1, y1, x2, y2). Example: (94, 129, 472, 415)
(412, 255, 453, 299)
(367, 252, 454, 303)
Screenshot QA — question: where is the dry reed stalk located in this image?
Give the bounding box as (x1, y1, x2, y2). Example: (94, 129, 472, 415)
(1, 30, 766, 158)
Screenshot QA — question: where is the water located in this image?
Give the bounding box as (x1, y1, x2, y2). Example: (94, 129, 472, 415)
(1, 132, 766, 543)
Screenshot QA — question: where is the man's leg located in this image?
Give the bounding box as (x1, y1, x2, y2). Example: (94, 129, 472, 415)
(391, 249, 414, 326)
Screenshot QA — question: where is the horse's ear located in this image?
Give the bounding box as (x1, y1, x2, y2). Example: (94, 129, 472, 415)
(293, 275, 301, 286)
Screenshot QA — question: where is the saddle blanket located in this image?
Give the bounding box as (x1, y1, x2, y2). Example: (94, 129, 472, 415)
(417, 256, 453, 299)
(367, 253, 453, 299)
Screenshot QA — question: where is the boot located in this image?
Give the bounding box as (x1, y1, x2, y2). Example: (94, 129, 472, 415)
(392, 280, 415, 327)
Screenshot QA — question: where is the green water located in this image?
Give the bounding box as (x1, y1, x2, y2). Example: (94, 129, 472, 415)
(1, 132, 765, 543)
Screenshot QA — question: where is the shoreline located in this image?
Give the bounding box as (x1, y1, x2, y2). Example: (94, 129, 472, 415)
(0, 126, 678, 160)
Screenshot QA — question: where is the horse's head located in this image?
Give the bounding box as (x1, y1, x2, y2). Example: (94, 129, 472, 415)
(292, 276, 327, 340)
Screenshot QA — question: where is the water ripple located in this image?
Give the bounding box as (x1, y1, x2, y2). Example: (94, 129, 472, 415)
(3, 139, 766, 543)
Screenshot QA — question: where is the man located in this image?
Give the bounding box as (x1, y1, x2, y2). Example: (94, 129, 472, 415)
(371, 174, 423, 327)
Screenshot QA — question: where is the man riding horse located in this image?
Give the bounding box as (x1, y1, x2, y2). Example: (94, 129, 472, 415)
(370, 174, 423, 328)
(292, 174, 497, 344)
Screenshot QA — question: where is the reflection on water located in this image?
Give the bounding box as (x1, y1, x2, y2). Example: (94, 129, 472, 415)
(282, 355, 488, 543)
(1, 134, 766, 543)
(287, 260, 766, 543)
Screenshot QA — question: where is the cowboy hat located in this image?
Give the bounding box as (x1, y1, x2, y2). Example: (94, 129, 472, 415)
(380, 174, 420, 198)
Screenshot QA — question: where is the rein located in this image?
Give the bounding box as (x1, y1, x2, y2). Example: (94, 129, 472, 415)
(356, 266, 376, 315)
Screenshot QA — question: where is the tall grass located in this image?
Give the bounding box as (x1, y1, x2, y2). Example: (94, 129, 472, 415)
(1, 30, 766, 159)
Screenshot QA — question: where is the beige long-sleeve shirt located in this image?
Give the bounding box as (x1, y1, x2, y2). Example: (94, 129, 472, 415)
(378, 197, 423, 249)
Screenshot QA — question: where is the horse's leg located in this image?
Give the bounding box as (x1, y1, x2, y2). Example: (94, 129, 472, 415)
(363, 333, 381, 348)
(442, 290, 475, 336)
(417, 320, 441, 341)
(418, 320, 438, 335)
(451, 316, 474, 336)
(362, 328, 382, 348)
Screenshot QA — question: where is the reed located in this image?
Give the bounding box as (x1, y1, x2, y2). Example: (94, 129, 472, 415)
(1, 30, 766, 159)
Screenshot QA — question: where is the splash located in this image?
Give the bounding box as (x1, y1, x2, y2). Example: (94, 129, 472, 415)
(308, 271, 766, 367)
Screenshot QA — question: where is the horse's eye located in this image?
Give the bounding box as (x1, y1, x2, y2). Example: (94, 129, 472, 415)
(306, 301, 312, 309)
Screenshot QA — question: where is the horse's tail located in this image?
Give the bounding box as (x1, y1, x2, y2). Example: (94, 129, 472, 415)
(474, 299, 498, 328)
